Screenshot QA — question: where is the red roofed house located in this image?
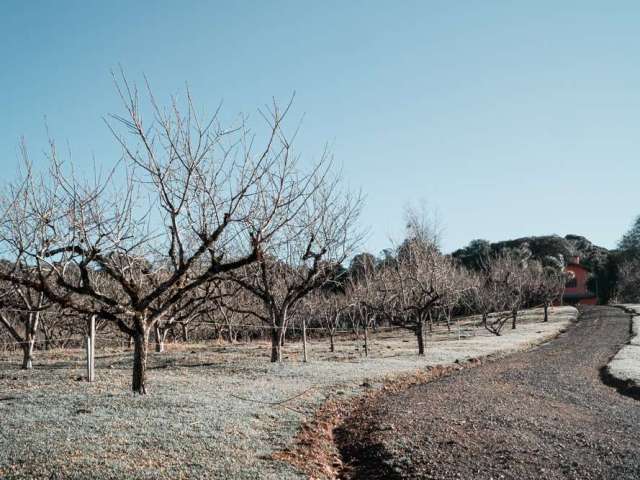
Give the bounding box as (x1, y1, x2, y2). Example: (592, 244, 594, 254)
(562, 256, 597, 305)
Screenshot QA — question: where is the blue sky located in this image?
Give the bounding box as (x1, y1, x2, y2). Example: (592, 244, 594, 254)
(1, 1, 639, 254)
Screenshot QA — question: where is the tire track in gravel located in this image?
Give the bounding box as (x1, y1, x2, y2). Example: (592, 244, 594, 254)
(336, 306, 640, 480)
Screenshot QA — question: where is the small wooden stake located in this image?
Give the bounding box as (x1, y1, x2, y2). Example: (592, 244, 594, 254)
(302, 318, 308, 363)
(363, 324, 369, 357)
(86, 336, 92, 382)
(87, 315, 96, 382)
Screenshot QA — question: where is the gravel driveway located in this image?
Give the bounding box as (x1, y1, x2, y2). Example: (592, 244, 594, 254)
(337, 306, 640, 480)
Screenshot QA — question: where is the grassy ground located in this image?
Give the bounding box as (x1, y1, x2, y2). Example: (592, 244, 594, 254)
(0, 307, 577, 479)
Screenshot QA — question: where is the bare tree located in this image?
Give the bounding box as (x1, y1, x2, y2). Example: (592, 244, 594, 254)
(469, 258, 512, 336)
(0, 263, 51, 369)
(526, 256, 568, 322)
(469, 249, 531, 336)
(375, 206, 459, 354)
(403, 200, 444, 249)
(389, 240, 458, 354)
(502, 252, 529, 330)
(344, 262, 386, 357)
(313, 290, 349, 353)
(227, 168, 363, 362)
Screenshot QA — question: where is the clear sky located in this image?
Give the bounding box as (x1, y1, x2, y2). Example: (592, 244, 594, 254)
(1, 1, 639, 254)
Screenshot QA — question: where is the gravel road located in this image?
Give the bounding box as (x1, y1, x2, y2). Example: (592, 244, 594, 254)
(337, 306, 640, 480)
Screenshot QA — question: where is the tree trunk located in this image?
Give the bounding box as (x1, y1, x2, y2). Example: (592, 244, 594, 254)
(132, 327, 150, 394)
(227, 323, 235, 344)
(181, 323, 189, 342)
(154, 326, 165, 353)
(511, 310, 517, 329)
(42, 325, 52, 351)
(270, 327, 283, 362)
(329, 331, 335, 353)
(416, 319, 425, 356)
(543, 303, 549, 322)
(21, 338, 34, 369)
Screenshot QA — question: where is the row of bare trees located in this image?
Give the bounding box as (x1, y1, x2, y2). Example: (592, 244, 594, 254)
(294, 212, 570, 357)
(0, 75, 569, 395)
(0, 75, 362, 394)
(0, 240, 569, 364)
(469, 250, 568, 335)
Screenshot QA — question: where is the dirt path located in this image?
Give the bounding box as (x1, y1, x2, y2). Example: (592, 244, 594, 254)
(336, 306, 640, 480)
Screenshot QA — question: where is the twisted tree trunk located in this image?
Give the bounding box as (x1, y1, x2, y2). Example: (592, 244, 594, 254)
(270, 326, 283, 362)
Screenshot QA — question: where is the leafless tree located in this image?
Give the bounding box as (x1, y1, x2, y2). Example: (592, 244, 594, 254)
(226, 168, 363, 362)
(493, 251, 530, 330)
(403, 200, 444, 249)
(344, 262, 387, 357)
(373, 206, 460, 354)
(389, 240, 459, 354)
(313, 289, 349, 353)
(0, 263, 51, 368)
(526, 256, 568, 322)
(469, 249, 531, 336)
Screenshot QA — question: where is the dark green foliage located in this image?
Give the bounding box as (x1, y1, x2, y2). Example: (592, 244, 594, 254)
(320, 262, 349, 294)
(586, 252, 619, 304)
(348, 252, 378, 281)
(492, 235, 576, 261)
(451, 239, 492, 271)
(610, 216, 640, 303)
(453, 234, 614, 304)
(618, 216, 640, 259)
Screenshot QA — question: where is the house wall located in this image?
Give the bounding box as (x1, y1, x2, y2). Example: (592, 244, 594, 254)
(565, 264, 590, 296)
(563, 263, 597, 305)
